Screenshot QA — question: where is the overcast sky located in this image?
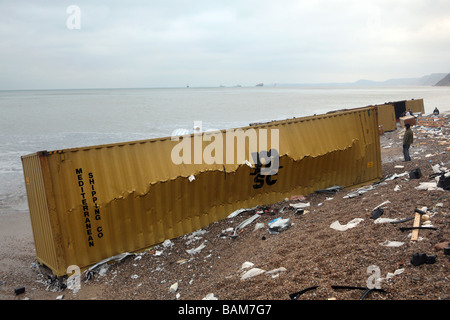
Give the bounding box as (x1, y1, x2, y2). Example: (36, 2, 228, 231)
(1, 0, 449, 90)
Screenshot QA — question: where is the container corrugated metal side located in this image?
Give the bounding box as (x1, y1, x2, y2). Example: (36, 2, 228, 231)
(405, 99, 425, 114)
(374, 104, 397, 132)
(22, 106, 382, 276)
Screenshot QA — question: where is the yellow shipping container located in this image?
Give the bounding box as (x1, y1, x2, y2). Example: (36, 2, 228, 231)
(405, 99, 425, 114)
(22, 106, 382, 276)
(374, 103, 397, 132)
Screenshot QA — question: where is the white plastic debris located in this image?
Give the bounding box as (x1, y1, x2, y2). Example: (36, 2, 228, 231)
(169, 282, 178, 293)
(202, 293, 218, 300)
(131, 274, 139, 279)
(188, 175, 195, 182)
(415, 182, 444, 191)
(386, 172, 409, 181)
(241, 268, 266, 280)
(254, 222, 265, 231)
(373, 200, 391, 211)
(265, 267, 287, 278)
(289, 202, 310, 209)
(268, 217, 290, 228)
(330, 218, 364, 231)
(385, 268, 405, 280)
(374, 218, 399, 224)
(162, 239, 174, 248)
(240, 261, 254, 270)
(186, 242, 206, 254)
(231, 213, 260, 237)
(394, 185, 401, 191)
(379, 240, 404, 247)
(227, 207, 257, 218)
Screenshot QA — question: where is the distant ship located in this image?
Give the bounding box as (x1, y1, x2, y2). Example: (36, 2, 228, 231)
(256, 83, 263, 87)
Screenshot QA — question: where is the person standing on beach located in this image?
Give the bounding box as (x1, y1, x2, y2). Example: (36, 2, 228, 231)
(403, 123, 413, 161)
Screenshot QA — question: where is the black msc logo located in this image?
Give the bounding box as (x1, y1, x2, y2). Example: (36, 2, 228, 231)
(250, 149, 282, 189)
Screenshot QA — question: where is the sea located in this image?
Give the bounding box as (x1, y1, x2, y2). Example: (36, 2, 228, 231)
(1, 85, 449, 215)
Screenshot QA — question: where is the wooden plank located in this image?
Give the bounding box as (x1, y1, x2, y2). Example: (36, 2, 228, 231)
(411, 212, 422, 241)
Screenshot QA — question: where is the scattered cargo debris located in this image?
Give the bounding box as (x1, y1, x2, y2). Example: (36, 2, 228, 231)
(330, 285, 386, 300)
(268, 217, 290, 234)
(289, 286, 319, 300)
(379, 240, 404, 247)
(315, 185, 343, 194)
(409, 168, 422, 179)
(14, 287, 25, 295)
(370, 208, 384, 220)
(330, 218, 364, 231)
(411, 253, 437, 266)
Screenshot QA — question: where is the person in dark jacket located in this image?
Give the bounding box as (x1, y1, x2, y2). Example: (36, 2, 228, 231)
(403, 123, 413, 161)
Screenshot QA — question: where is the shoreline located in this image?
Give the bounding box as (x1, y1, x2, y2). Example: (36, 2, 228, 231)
(1, 112, 449, 301)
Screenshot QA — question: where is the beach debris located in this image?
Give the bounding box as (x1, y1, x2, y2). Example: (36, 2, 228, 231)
(343, 185, 375, 198)
(241, 268, 266, 280)
(437, 172, 450, 190)
(186, 242, 207, 254)
(315, 185, 343, 194)
(379, 240, 404, 247)
(374, 217, 400, 224)
(188, 175, 195, 182)
(294, 208, 309, 215)
(289, 202, 310, 209)
(230, 213, 260, 238)
(290, 194, 306, 201)
(265, 267, 287, 278)
(411, 253, 437, 266)
(240, 261, 254, 270)
(330, 285, 386, 300)
(227, 206, 257, 218)
(370, 208, 384, 220)
(268, 217, 290, 234)
(330, 218, 364, 231)
(415, 182, 444, 191)
(373, 200, 391, 211)
(162, 239, 174, 248)
(289, 286, 319, 300)
(409, 168, 422, 179)
(400, 226, 438, 232)
(56, 294, 64, 300)
(177, 259, 189, 265)
(14, 287, 25, 295)
(202, 293, 218, 300)
(239, 262, 286, 280)
(385, 172, 409, 181)
(169, 282, 178, 293)
(254, 222, 265, 231)
(385, 268, 405, 280)
(394, 185, 401, 191)
(85, 252, 135, 279)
